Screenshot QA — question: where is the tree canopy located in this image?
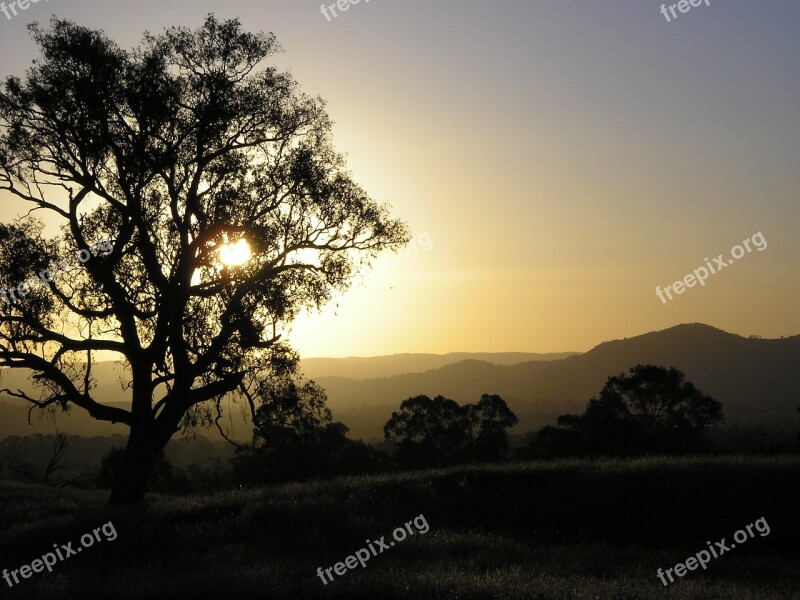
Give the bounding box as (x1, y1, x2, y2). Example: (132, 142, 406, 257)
(533, 364, 723, 456)
(384, 393, 518, 468)
(0, 15, 408, 503)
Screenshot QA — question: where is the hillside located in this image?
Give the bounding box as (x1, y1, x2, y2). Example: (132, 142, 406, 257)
(2, 324, 799, 443)
(320, 324, 800, 440)
(2, 456, 798, 599)
(298, 352, 578, 380)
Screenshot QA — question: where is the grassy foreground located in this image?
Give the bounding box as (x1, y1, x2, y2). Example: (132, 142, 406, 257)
(1, 456, 799, 599)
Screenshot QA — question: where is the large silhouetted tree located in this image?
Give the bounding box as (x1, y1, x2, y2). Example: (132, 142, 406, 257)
(0, 16, 408, 503)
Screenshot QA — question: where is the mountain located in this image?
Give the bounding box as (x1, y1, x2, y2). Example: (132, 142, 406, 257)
(0, 360, 132, 439)
(319, 324, 800, 440)
(298, 352, 578, 380)
(2, 324, 798, 443)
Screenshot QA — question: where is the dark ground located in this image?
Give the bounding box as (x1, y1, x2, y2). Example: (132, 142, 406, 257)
(1, 456, 799, 599)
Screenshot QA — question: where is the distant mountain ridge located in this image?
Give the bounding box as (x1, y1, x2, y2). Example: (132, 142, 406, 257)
(2, 324, 798, 443)
(299, 352, 579, 380)
(321, 324, 800, 440)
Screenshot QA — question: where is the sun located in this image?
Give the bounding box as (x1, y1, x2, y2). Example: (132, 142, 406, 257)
(218, 239, 252, 267)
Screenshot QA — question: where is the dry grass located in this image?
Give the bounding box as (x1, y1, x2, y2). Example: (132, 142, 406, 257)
(1, 456, 799, 599)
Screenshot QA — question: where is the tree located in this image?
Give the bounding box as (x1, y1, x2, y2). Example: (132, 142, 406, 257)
(533, 365, 723, 456)
(231, 380, 384, 483)
(384, 395, 471, 468)
(0, 16, 408, 503)
(467, 393, 519, 460)
(3, 431, 90, 487)
(250, 379, 333, 444)
(384, 393, 518, 468)
(232, 420, 385, 484)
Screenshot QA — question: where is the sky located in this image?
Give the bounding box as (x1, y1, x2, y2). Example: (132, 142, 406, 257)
(1, 0, 799, 358)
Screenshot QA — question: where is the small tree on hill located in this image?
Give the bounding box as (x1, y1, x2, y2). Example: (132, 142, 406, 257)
(534, 365, 723, 456)
(232, 379, 384, 483)
(467, 393, 519, 460)
(384, 395, 471, 468)
(384, 393, 518, 468)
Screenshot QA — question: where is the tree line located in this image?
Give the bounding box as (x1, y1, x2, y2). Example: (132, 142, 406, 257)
(10, 363, 799, 494)
(228, 364, 726, 486)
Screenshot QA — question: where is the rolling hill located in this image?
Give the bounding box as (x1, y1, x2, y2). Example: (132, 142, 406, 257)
(321, 324, 800, 440)
(298, 352, 578, 380)
(2, 323, 798, 443)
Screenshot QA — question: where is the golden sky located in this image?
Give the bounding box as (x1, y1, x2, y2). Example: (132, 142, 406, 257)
(1, 0, 799, 357)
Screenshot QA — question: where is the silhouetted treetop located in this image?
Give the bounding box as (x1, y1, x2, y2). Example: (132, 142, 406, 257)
(384, 393, 518, 467)
(534, 365, 723, 456)
(0, 14, 408, 503)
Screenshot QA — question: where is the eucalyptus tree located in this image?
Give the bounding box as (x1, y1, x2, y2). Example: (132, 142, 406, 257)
(0, 15, 407, 503)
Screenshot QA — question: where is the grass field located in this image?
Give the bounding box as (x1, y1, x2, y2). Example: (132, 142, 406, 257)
(1, 456, 799, 599)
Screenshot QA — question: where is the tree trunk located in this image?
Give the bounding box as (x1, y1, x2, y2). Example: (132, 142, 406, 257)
(108, 426, 165, 505)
